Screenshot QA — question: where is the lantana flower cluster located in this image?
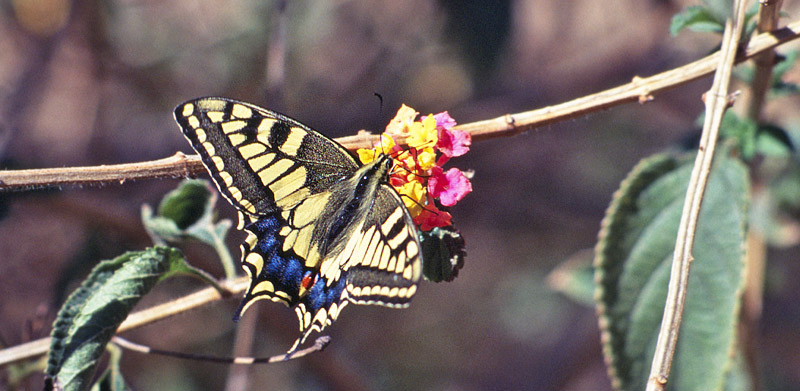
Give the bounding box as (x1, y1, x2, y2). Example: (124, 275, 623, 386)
(357, 105, 472, 231)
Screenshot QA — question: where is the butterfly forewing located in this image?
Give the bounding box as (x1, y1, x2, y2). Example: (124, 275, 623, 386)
(174, 97, 422, 354)
(175, 98, 358, 216)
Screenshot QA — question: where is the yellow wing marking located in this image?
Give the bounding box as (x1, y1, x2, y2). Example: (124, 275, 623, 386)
(269, 166, 307, 201)
(201, 141, 216, 157)
(387, 251, 399, 273)
(380, 208, 403, 235)
(239, 199, 256, 214)
(256, 122, 277, 146)
(275, 187, 311, 209)
(207, 111, 224, 123)
(387, 228, 409, 250)
(365, 231, 383, 268)
(291, 192, 331, 227)
(292, 226, 314, 260)
(278, 127, 305, 156)
(240, 143, 267, 160)
(377, 244, 391, 270)
(283, 228, 298, 252)
(227, 132, 247, 147)
(391, 250, 404, 274)
(231, 103, 252, 118)
(188, 115, 200, 129)
(181, 103, 194, 117)
(221, 120, 246, 134)
(403, 265, 414, 280)
(251, 279, 274, 295)
(195, 128, 206, 143)
(210, 155, 224, 171)
(244, 230, 258, 250)
(258, 159, 292, 186)
(220, 171, 234, 187)
(244, 252, 265, 277)
(228, 186, 242, 202)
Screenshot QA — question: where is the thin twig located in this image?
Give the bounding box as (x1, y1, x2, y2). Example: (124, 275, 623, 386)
(3, 18, 800, 192)
(747, 0, 785, 120)
(0, 152, 206, 191)
(741, 3, 784, 389)
(112, 335, 330, 364)
(0, 276, 250, 367)
(645, 1, 748, 391)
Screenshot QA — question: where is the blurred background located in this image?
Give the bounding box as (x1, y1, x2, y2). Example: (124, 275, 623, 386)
(2, 0, 800, 390)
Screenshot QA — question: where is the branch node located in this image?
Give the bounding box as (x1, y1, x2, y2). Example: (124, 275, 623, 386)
(503, 114, 515, 127)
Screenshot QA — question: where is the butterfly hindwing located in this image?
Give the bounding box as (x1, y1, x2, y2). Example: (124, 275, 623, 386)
(174, 97, 422, 354)
(342, 185, 421, 305)
(289, 184, 422, 349)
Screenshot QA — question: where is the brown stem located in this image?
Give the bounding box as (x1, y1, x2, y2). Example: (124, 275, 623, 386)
(3, 18, 800, 192)
(645, 1, 748, 390)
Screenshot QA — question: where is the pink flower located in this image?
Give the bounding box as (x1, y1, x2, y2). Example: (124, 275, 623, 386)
(432, 112, 456, 130)
(428, 167, 472, 207)
(436, 127, 471, 158)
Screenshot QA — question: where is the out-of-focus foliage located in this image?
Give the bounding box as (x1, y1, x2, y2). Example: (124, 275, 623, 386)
(4, 0, 800, 390)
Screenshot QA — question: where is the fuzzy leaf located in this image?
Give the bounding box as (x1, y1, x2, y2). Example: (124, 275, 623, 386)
(670, 6, 724, 36)
(595, 151, 748, 391)
(159, 179, 213, 230)
(142, 180, 231, 246)
(547, 250, 596, 306)
(44, 247, 200, 391)
(90, 345, 129, 391)
(756, 124, 794, 157)
(142, 180, 235, 277)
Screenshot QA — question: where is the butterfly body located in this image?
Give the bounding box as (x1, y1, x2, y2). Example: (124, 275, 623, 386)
(174, 97, 421, 353)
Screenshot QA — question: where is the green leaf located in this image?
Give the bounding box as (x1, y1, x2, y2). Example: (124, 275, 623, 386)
(670, 6, 724, 36)
(702, 0, 733, 20)
(419, 226, 466, 282)
(736, 52, 799, 96)
(90, 344, 130, 391)
(547, 249, 596, 306)
(720, 112, 758, 160)
(44, 246, 210, 391)
(770, 51, 800, 97)
(142, 179, 235, 278)
(595, 151, 749, 391)
(159, 179, 213, 229)
(142, 180, 227, 243)
(756, 124, 794, 158)
(772, 51, 798, 82)
(770, 165, 800, 221)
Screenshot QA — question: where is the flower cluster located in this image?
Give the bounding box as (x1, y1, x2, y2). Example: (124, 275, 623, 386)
(357, 105, 472, 231)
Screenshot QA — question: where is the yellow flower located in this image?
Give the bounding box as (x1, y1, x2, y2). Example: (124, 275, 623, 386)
(407, 114, 438, 148)
(377, 133, 396, 153)
(416, 147, 437, 171)
(398, 180, 426, 217)
(357, 148, 376, 164)
(357, 134, 396, 164)
(385, 104, 419, 136)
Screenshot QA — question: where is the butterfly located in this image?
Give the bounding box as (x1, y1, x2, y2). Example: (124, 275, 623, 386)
(174, 97, 422, 354)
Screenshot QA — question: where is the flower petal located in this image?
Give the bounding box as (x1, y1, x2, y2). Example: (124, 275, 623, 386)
(433, 112, 456, 130)
(385, 105, 418, 136)
(414, 206, 452, 231)
(429, 167, 472, 206)
(436, 127, 471, 158)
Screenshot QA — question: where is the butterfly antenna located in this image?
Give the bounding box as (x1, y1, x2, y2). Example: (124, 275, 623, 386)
(111, 336, 330, 364)
(374, 92, 384, 117)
